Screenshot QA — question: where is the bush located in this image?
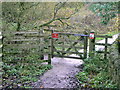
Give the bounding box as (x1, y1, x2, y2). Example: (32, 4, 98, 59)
(76, 54, 118, 88)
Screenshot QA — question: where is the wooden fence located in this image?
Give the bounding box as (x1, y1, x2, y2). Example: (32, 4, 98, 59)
(89, 31, 112, 59)
(2, 30, 114, 65)
(3, 29, 53, 64)
(51, 31, 88, 59)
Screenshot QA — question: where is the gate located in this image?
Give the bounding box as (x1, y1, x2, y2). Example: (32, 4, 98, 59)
(51, 31, 89, 59)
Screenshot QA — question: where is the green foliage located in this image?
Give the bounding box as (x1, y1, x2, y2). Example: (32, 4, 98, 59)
(2, 46, 52, 88)
(76, 54, 118, 88)
(89, 2, 118, 25)
(2, 2, 53, 31)
(76, 71, 89, 84)
(2, 2, 84, 31)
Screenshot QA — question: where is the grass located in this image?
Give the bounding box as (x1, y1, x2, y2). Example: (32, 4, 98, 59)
(96, 31, 119, 41)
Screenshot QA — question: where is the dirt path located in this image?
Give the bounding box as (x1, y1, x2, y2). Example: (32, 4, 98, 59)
(32, 57, 84, 88)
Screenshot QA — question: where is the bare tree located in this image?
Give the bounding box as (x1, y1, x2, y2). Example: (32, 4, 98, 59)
(35, 2, 79, 30)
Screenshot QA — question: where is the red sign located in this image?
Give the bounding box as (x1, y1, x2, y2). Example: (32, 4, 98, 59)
(52, 33, 58, 38)
(90, 33, 94, 39)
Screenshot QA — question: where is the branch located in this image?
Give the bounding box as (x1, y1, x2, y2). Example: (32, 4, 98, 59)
(58, 19, 75, 29)
(34, 3, 79, 29)
(53, 2, 66, 18)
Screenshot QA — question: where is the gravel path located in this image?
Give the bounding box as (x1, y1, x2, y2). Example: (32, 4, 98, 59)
(32, 57, 84, 88)
(32, 34, 119, 88)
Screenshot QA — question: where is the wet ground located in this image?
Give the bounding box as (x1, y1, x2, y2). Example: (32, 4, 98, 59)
(32, 57, 84, 88)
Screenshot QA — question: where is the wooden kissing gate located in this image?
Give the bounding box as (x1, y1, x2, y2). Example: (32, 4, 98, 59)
(1, 30, 113, 65)
(47, 30, 112, 64)
(46, 30, 89, 64)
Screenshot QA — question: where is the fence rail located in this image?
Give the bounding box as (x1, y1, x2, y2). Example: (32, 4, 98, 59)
(3, 30, 52, 64)
(89, 31, 113, 59)
(2, 30, 114, 65)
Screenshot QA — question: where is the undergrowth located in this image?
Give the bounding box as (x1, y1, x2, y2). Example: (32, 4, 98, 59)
(76, 54, 118, 89)
(2, 48, 52, 88)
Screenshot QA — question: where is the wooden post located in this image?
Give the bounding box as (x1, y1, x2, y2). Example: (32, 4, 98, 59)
(118, 34, 120, 53)
(39, 28, 44, 60)
(51, 30, 54, 58)
(104, 35, 108, 59)
(0, 31, 2, 89)
(0, 32, 2, 61)
(62, 35, 65, 57)
(89, 31, 95, 57)
(48, 30, 53, 64)
(84, 31, 88, 59)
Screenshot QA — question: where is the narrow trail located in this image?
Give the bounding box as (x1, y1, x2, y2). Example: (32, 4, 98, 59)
(32, 57, 84, 88)
(32, 34, 119, 88)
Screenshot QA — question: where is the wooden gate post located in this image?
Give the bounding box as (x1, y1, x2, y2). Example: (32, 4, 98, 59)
(51, 30, 54, 58)
(84, 31, 88, 59)
(118, 34, 120, 53)
(48, 30, 54, 64)
(0, 31, 3, 88)
(39, 28, 44, 60)
(104, 35, 108, 59)
(89, 30, 95, 57)
(62, 35, 65, 57)
(0, 32, 2, 60)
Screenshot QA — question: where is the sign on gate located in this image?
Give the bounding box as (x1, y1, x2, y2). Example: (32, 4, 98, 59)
(89, 33, 94, 39)
(52, 33, 58, 38)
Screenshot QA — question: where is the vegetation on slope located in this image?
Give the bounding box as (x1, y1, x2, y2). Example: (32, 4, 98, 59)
(76, 54, 118, 88)
(1, 2, 119, 89)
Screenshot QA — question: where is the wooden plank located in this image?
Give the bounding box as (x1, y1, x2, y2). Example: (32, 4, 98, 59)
(10, 39, 39, 41)
(55, 50, 83, 54)
(56, 38, 82, 43)
(53, 32, 89, 37)
(14, 31, 39, 34)
(53, 55, 83, 59)
(22, 35, 50, 37)
(3, 51, 40, 54)
(53, 32, 74, 35)
(4, 45, 41, 50)
(54, 45, 84, 49)
(96, 51, 109, 54)
(4, 43, 41, 46)
(95, 35, 112, 38)
(95, 43, 111, 46)
(4, 34, 50, 38)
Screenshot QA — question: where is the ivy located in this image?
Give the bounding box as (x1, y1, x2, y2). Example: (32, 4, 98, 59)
(89, 2, 118, 25)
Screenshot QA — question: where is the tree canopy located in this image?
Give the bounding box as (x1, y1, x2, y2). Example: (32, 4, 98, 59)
(2, 2, 84, 31)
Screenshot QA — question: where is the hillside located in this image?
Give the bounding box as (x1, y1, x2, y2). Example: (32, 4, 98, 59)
(46, 4, 118, 35)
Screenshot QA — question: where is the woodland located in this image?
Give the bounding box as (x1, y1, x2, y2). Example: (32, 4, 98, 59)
(1, 2, 120, 89)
